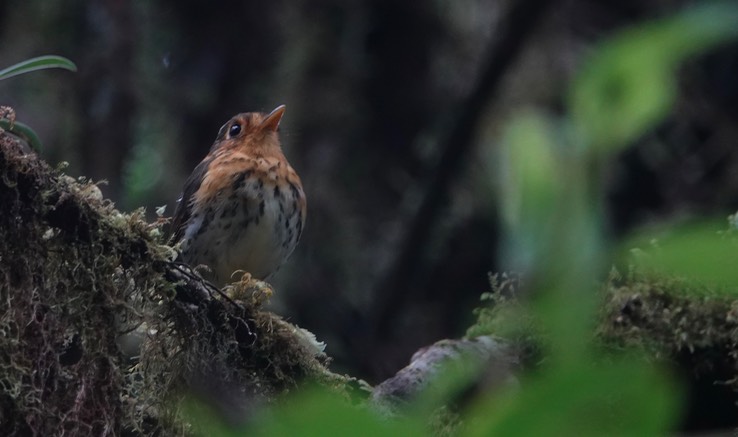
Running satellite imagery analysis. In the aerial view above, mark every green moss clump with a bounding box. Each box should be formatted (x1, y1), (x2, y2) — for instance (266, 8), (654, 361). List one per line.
(469, 267), (738, 387)
(599, 269), (738, 385)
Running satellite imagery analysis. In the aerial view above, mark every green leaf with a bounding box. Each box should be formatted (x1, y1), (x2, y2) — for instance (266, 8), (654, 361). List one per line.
(0, 119), (43, 152)
(498, 112), (570, 272)
(571, 3), (738, 152)
(181, 398), (242, 437)
(183, 388), (424, 436)
(464, 360), (680, 437)
(0, 55), (77, 81)
(496, 109), (605, 362)
(499, 112), (561, 230)
(250, 387), (424, 437)
(623, 220), (738, 290)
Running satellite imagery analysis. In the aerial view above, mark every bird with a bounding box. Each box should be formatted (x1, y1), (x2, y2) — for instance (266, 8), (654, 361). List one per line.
(169, 105), (306, 286)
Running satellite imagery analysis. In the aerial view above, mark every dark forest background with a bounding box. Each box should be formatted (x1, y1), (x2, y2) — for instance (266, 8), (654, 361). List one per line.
(1, 0), (738, 384)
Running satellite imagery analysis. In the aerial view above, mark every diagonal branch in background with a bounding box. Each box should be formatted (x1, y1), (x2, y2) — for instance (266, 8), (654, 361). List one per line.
(370, 0), (555, 339)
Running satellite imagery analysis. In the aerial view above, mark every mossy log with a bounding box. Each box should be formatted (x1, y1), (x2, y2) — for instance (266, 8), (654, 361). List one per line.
(0, 131), (348, 435)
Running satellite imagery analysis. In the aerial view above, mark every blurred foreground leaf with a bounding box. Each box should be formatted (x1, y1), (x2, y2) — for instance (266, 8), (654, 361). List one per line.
(465, 360), (680, 436)
(250, 388), (424, 437)
(499, 113), (561, 232)
(624, 221), (738, 290)
(571, 3), (738, 151)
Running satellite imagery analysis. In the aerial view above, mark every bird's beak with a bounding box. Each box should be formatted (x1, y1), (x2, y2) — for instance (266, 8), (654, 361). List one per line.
(261, 105), (286, 132)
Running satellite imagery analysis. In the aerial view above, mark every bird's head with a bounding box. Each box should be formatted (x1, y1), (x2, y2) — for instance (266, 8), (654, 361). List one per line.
(212, 105), (286, 153)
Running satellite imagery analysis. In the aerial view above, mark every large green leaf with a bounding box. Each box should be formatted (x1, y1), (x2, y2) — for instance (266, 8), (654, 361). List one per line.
(464, 360), (680, 437)
(499, 113), (561, 230)
(250, 388), (424, 437)
(185, 387), (424, 436)
(623, 220), (738, 290)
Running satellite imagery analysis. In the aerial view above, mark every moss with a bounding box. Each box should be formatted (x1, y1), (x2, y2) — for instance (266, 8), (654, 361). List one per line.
(598, 269), (738, 385)
(469, 267), (738, 392)
(466, 273), (540, 369)
(0, 131), (164, 435)
(0, 131), (350, 435)
(466, 272), (528, 339)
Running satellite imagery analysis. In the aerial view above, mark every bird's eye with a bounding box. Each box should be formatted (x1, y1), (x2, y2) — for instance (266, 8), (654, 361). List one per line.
(229, 123), (242, 137)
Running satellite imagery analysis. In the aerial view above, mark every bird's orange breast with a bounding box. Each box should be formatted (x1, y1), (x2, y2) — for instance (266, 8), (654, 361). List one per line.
(180, 148), (306, 283)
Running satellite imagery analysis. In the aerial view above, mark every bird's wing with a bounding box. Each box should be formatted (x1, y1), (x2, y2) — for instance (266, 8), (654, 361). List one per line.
(168, 157), (213, 244)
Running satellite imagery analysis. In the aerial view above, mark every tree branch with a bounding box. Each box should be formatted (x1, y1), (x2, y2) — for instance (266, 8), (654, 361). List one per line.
(371, 0), (556, 338)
